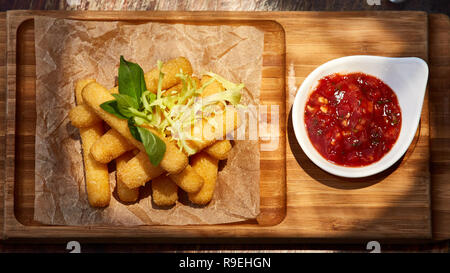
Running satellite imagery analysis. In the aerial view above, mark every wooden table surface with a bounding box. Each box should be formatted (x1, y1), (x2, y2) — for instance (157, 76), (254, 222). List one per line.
(0, 0), (449, 253)
(2, 0), (449, 16)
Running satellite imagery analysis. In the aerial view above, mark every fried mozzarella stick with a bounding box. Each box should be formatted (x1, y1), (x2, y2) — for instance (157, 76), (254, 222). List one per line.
(73, 79), (110, 207)
(117, 151), (164, 189)
(144, 57), (193, 93)
(69, 104), (102, 128)
(152, 175), (178, 206)
(204, 140), (232, 160)
(115, 151), (140, 202)
(75, 79), (96, 104)
(199, 76), (232, 160)
(81, 82), (188, 174)
(80, 126), (111, 207)
(69, 79), (97, 128)
(188, 152), (219, 205)
(187, 107), (241, 152)
(69, 86), (118, 128)
(90, 128), (134, 164)
(119, 150), (204, 193)
(169, 165), (204, 193)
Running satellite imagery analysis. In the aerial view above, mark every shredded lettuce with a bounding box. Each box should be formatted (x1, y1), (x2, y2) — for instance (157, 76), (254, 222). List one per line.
(131, 62), (244, 155)
(204, 72), (245, 94)
(202, 89), (242, 106)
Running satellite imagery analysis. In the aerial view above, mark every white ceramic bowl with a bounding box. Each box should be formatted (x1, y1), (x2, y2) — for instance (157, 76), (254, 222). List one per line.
(292, 55), (429, 178)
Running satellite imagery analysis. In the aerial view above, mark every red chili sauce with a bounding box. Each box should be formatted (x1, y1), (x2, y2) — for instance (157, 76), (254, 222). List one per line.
(304, 72), (402, 167)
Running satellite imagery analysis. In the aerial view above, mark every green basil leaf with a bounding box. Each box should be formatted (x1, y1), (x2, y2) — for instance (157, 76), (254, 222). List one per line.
(112, 93), (139, 118)
(128, 118), (141, 142)
(118, 56), (146, 104)
(100, 100), (128, 119)
(137, 127), (166, 166)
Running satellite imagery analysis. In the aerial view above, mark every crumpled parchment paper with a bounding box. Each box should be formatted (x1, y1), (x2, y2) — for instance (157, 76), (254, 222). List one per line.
(33, 16), (263, 225)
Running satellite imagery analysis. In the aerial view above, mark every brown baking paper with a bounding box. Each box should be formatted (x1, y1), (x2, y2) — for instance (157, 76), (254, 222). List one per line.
(33, 16), (263, 225)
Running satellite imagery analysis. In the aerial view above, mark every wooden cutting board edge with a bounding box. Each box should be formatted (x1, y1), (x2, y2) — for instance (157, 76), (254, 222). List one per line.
(0, 12), (5, 240)
(0, 10), (449, 241)
(429, 13), (450, 241)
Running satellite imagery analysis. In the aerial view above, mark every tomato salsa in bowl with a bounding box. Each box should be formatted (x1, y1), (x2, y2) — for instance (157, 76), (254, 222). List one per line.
(292, 56), (428, 178)
(304, 72), (402, 167)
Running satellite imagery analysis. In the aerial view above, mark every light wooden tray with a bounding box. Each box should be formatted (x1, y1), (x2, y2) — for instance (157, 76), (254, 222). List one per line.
(1, 10), (448, 241)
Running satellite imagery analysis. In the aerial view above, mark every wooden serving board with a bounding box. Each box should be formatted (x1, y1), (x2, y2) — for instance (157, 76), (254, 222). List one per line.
(5, 10), (287, 240)
(429, 14), (450, 241)
(0, 10), (446, 241)
(0, 13), (6, 240)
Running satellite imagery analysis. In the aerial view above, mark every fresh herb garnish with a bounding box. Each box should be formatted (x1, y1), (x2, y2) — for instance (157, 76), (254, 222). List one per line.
(137, 127), (166, 166)
(111, 93), (139, 118)
(100, 56), (166, 166)
(128, 118), (141, 142)
(118, 55), (146, 104)
(100, 100), (128, 119)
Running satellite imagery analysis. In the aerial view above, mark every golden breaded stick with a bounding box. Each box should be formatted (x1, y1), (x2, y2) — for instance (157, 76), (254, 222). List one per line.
(80, 125), (111, 207)
(204, 139), (232, 160)
(199, 76), (232, 160)
(119, 149), (204, 192)
(152, 175), (178, 206)
(158, 75), (204, 194)
(75, 78), (95, 104)
(188, 152), (218, 205)
(187, 107), (241, 152)
(69, 104), (102, 128)
(81, 82), (188, 174)
(144, 57), (193, 93)
(169, 165), (204, 193)
(91, 129), (134, 164)
(116, 152), (140, 202)
(69, 85), (118, 128)
(71, 79), (98, 128)
(74, 78), (110, 207)
(117, 151), (165, 189)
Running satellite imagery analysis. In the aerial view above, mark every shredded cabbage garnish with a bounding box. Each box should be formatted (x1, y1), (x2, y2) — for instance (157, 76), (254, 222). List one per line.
(129, 63), (244, 155)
